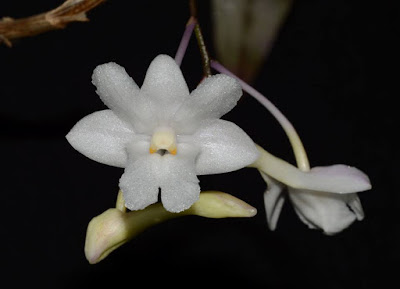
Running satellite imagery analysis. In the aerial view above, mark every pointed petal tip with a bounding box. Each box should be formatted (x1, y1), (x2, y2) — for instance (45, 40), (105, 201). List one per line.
(267, 222), (277, 231)
(85, 248), (103, 265)
(215, 192), (258, 218)
(261, 172), (286, 231)
(141, 54), (189, 120)
(342, 164), (372, 192)
(322, 164), (372, 193)
(65, 110), (132, 168)
(84, 208), (127, 264)
(296, 164), (373, 194)
(190, 191), (257, 218)
(146, 54), (179, 74)
(65, 130), (73, 144)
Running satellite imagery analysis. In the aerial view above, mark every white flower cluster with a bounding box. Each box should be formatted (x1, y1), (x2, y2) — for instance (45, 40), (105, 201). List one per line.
(67, 54), (371, 235)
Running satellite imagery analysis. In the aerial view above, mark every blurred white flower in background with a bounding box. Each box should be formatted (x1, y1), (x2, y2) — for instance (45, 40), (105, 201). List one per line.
(212, 0), (293, 82)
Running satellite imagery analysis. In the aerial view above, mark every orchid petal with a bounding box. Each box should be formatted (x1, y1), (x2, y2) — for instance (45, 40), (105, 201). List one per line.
(307, 165), (371, 193)
(66, 110), (135, 167)
(173, 74), (242, 133)
(92, 62), (138, 122)
(120, 142), (160, 211)
(92, 62), (154, 133)
(288, 188), (360, 235)
(160, 144), (200, 213)
(140, 55), (190, 123)
(252, 146), (371, 194)
(121, 142), (200, 213)
(161, 177), (200, 213)
(347, 194), (365, 221)
(259, 172), (286, 231)
(189, 119), (259, 175)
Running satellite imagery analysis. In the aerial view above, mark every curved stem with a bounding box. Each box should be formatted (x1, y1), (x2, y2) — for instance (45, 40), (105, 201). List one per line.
(211, 60), (310, 171)
(194, 23), (211, 77)
(188, 0), (211, 77)
(175, 17), (196, 66)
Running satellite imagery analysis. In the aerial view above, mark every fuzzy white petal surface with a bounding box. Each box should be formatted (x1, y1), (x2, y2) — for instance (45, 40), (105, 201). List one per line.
(288, 188), (360, 235)
(92, 63), (138, 121)
(120, 142), (160, 211)
(120, 142), (200, 212)
(304, 165), (371, 194)
(159, 144), (200, 213)
(92, 62), (154, 133)
(190, 119), (259, 175)
(140, 55), (190, 124)
(260, 172), (286, 231)
(161, 173), (200, 213)
(66, 110), (135, 168)
(255, 149), (371, 194)
(173, 74), (242, 133)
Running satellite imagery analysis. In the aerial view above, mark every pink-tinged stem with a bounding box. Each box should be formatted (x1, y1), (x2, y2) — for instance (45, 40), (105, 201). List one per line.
(175, 17), (196, 66)
(211, 60), (310, 171)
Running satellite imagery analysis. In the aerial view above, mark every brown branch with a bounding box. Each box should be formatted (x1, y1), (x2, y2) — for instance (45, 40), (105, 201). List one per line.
(189, 0), (198, 18)
(194, 24), (211, 77)
(0, 0), (105, 47)
(189, 0), (211, 78)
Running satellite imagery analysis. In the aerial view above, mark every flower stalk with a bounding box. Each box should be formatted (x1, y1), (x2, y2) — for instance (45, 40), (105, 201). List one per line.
(176, 13), (310, 172)
(175, 17), (196, 66)
(194, 23), (212, 77)
(187, 0), (212, 77)
(211, 60), (310, 172)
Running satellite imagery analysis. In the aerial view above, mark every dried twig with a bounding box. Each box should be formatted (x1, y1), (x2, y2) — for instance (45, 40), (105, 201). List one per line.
(0, 0), (105, 47)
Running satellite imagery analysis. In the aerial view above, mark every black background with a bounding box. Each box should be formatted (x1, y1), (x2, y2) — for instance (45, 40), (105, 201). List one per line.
(1, 1), (398, 288)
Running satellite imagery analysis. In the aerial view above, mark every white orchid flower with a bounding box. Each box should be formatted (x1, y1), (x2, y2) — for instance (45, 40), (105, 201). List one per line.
(253, 147), (371, 235)
(66, 54), (259, 213)
(211, 61), (372, 235)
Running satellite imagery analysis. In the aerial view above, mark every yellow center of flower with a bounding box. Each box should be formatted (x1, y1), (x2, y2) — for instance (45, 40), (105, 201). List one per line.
(149, 127), (177, 155)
